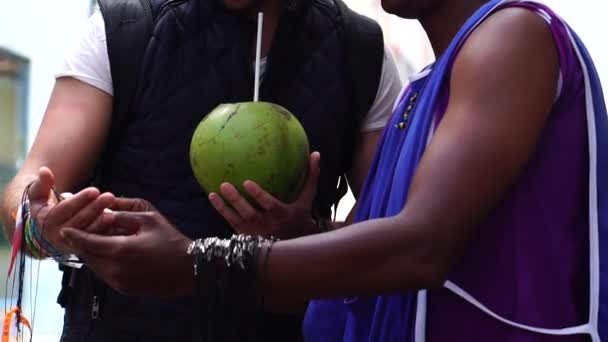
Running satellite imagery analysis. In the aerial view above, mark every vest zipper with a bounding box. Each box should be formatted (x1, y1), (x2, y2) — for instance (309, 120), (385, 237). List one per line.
(91, 295), (100, 320)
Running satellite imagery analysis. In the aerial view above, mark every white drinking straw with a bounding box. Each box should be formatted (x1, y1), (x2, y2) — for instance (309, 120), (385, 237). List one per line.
(254, 12), (264, 102)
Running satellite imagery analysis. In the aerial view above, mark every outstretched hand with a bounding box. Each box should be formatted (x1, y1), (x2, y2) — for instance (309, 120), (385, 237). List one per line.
(27, 167), (115, 253)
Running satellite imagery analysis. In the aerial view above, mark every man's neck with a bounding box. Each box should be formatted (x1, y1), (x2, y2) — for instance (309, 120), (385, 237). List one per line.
(419, 0), (487, 57)
(248, 0), (282, 57)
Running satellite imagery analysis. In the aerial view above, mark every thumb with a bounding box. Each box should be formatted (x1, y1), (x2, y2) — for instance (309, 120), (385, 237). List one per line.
(299, 152), (321, 204)
(28, 167), (54, 202)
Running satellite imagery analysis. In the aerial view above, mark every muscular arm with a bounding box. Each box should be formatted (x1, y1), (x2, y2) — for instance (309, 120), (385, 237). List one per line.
(261, 9), (559, 309)
(0, 77), (112, 240)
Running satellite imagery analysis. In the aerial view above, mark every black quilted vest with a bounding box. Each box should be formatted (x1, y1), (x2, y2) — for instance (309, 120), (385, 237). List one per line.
(98, 0), (358, 239)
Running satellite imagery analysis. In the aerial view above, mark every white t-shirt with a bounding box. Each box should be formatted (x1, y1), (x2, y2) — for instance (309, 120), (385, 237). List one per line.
(56, 11), (402, 132)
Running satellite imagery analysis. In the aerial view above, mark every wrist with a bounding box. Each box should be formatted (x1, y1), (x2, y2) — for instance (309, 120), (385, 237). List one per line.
(21, 184), (70, 260)
(276, 218), (317, 239)
(42, 225), (71, 254)
(187, 235), (276, 303)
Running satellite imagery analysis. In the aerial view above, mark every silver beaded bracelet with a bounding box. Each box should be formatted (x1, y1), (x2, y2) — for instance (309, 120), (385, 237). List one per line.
(187, 234), (277, 269)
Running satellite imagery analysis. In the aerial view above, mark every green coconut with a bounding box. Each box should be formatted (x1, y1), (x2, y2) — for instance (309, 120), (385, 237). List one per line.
(190, 102), (310, 203)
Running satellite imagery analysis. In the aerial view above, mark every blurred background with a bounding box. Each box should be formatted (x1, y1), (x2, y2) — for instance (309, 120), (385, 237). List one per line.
(0, 0), (605, 340)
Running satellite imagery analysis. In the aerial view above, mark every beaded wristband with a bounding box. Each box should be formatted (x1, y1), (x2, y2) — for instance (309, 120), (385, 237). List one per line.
(18, 183), (67, 260)
(30, 217), (63, 258)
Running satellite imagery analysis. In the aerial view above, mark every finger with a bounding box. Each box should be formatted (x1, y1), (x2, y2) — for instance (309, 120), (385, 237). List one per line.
(84, 210), (139, 236)
(61, 227), (128, 257)
(219, 183), (260, 222)
(109, 197), (154, 212)
(45, 188), (100, 225)
(299, 152), (321, 203)
(105, 225), (139, 236)
(243, 181), (287, 215)
(208, 193), (245, 229)
(82, 209), (116, 234)
(110, 211), (151, 231)
(28, 167), (54, 202)
(67, 192), (115, 229)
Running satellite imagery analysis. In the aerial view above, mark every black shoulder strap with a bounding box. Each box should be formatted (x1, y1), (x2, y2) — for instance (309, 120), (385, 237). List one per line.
(96, 0), (154, 171)
(335, 0), (384, 123)
(332, 0), (385, 217)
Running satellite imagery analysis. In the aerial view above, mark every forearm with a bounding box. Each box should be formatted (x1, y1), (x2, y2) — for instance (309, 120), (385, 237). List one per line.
(0, 173), (37, 240)
(258, 214), (444, 312)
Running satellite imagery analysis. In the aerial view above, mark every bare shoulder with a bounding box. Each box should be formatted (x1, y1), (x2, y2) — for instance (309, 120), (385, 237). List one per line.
(448, 6), (559, 123)
(455, 6), (557, 78)
(477, 6), (554, 40)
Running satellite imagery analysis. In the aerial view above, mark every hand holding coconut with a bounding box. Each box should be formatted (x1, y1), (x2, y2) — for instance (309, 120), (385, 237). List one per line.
(208, 152), (321, 239)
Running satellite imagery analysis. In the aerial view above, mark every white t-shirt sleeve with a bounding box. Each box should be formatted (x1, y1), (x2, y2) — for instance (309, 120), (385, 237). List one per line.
(55, 10), (113, 96)
(361, 45), (403, 132)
